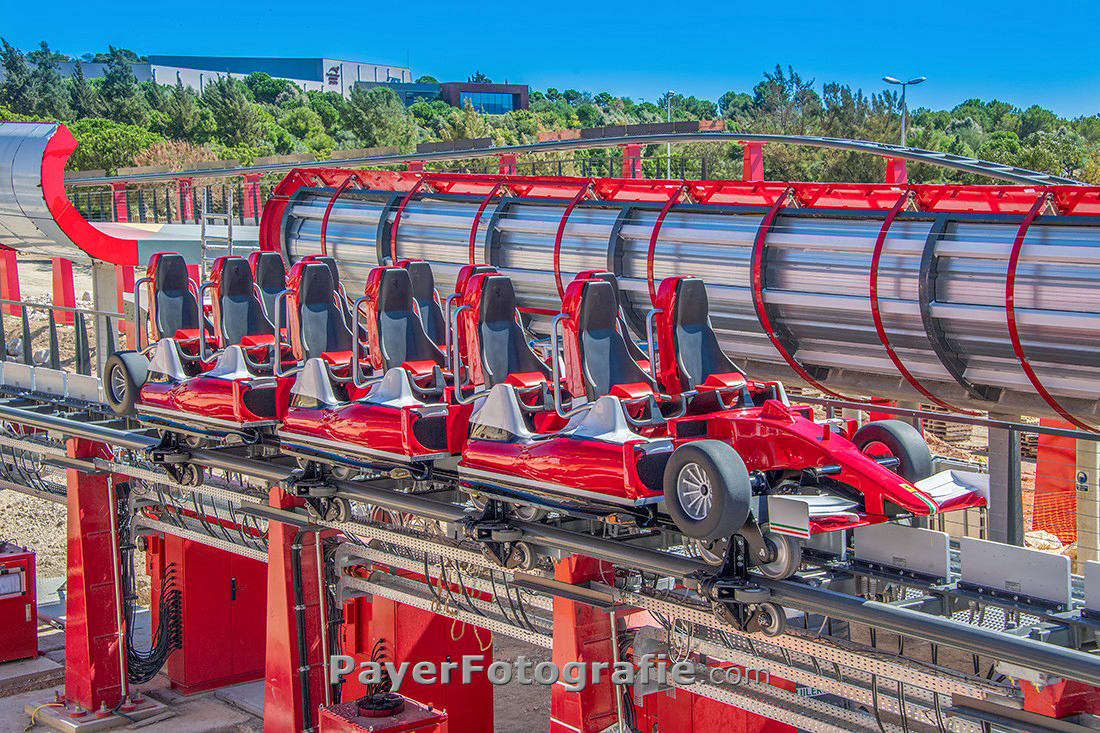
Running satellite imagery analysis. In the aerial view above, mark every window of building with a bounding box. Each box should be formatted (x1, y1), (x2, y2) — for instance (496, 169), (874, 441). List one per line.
(459, 91), (515, 115)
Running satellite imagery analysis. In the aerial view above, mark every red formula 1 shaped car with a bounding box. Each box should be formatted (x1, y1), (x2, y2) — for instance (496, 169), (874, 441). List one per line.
(456, 270), (987, 578)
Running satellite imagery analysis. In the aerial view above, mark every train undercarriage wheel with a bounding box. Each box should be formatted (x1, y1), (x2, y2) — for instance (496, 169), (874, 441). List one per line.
(852, 419), (933, 483)
(753, 601), (786, 637)
(755, 531), (803, 580)
(693, 537), (729, 567)
(664, 440), (751, 541)
(103, 351), (148, 416)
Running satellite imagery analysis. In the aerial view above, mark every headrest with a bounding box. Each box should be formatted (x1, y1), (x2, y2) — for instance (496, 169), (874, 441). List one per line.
(298, 263), (333, 306)
(456, 264), (497, 297)
(675, 277), (710, 325)
(305, 255), (342, 293)
(574, 270), (623, 309)
(152, 253), (189, 293)
(377, 267), (415, 313)
(403, 260), (436, 300)
(216, 257), (254, 299)
(576, 280), (619, 333)
(250, 252), (286, 288)
(480, 275), (518, 324)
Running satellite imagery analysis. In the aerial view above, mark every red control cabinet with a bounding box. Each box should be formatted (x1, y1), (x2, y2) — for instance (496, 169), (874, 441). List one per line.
(0, 543), (37, 663)
(147, 535), (266, 693)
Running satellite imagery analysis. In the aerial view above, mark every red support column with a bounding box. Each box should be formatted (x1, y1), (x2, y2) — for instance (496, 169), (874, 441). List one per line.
(885, 157), (908, 184)
(551, 556), (618, 733)
(0, 249), (20, 317)
(497, 153), (517, 175)
(743, 142), (765, 182)
(176, 178), (195, 223)
(242, 173), (262, 222)
(110, 182), (129, 223)
(116, 265), (135, 349)
(263, 487), (327, 733)
(52, 257), (76, 326)
(407, 161), (425, 172)
(64, 439), (125, 715)
(620, 144), (643, 179)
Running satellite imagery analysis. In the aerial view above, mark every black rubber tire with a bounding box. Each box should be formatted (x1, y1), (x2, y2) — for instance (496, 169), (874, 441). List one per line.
(852, 419), (933, 483)
(103, 351), (148, 416)
(663, 440), (752, 541)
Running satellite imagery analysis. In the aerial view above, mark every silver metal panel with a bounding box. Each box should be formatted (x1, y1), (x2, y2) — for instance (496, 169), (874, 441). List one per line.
(2, 363), (33, 391)
(282, 188), (1100, 415)
(854, 523), (951, 580)
(1085, 561), (1100, 613)
(33, 368), (66, 398)
(65, 373), (102, 404)
(960, 536), (1071, 606)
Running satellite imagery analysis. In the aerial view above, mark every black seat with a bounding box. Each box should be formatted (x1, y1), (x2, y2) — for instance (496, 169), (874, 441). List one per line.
(297, 263), (354, 361)
(309, 255), (354, 325)
(217, 258), (274, 346)
(405, 260), (447, 346)
(251, 252), (287, 324)
(375, 268), (446, 371)
(585, 271), (647, 362)
(478, 276), (550, 387)
(576, 280), (655, 400)
(672, 278), (742, 390)
(151, 253), (207, 341)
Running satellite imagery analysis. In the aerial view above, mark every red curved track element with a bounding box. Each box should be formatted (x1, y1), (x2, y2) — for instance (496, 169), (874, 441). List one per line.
(646, 185), (689, 305)
(1006, 193), (1098, 432)
(553, 185), (594, 300)
(38, 125), (139, 265)
(869, 191), (979, 415)
(469, 182), (506, 264)
(390, 177), (428, 263)
(751, 189), (869, 402)
(319, 173), (359, 257)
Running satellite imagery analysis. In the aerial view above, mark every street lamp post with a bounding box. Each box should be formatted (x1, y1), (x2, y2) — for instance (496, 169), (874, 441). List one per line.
(666, 90), (674, 178)
(882, 76), (926, 146)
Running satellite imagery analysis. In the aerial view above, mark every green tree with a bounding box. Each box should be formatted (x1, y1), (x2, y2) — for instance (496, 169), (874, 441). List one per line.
(0, 39), (36, 115)
(243, 72), (297, 104)
(68, 61), (102, 118)
(201, 76), (267, 147)
(415, 75), (439, 84)
(467, 71), (492, 84)
(66, 117), (162, 173)
(163, 80), (212, 141)
(342, 86), (416, 150)
(100, 45), (148, 125)
(28, 41), (70, 119)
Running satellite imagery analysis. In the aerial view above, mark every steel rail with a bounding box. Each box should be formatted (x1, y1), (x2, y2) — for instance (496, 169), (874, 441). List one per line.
(1, 403), (1098, 687)
(62, 133), (1085, 187)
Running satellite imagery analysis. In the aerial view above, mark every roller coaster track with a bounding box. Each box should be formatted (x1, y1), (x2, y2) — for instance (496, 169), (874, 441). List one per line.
(63, 132), (1083, 187)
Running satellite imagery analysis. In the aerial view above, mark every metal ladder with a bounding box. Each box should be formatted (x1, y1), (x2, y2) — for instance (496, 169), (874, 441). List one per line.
(199, 188), (234, 280)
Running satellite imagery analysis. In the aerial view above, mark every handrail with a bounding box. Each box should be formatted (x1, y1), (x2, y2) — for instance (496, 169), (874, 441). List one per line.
(867, 191), (976, 415)
(646, 185), (688, 305)
(552, 185), (593, 300)
(62, 132), (1086, 187)
(550, 314), (589, 419)
(1005, 193), (1097, 432)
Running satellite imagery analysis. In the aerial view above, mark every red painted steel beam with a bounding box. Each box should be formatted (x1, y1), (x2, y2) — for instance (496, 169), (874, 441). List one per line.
(751, 189), (870, 402)
(743, 142), (765, 182)
(550, 556), (618, 733)
(390, 178), (429, 263)
(0, 250), (20, 317)
(263, 487), (327, 733)
(646, 184), (690, 304)
(468, 182), (506, 264)
(554, 185), (595, 299)
(176, 178), (195, 223)
(110, 183), (129, 223)
(51, 257), (75, 326)
(1006, 193), (1098, 432)
(868, 192), (976, 414)
(64, 438), (125, 714)
(320, 173), (360, 257)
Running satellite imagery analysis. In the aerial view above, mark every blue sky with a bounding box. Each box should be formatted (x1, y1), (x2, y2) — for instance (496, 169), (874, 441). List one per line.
(4, 0), (1099, 117)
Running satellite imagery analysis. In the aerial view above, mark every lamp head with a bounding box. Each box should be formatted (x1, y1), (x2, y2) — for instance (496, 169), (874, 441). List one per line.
(907, 76), (927, 85)
(882, 76), (902, 85)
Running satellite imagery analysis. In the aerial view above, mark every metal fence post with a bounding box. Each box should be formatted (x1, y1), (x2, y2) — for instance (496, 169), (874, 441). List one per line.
(1077, 438), (1099, 563)
(988, 417), (1024, 545)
